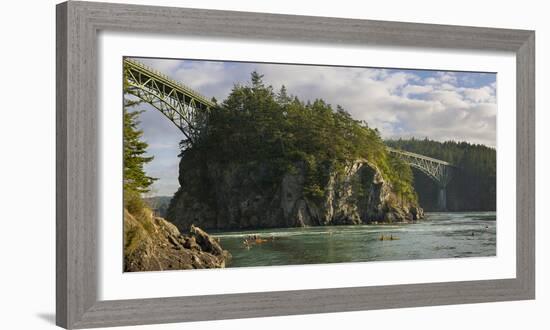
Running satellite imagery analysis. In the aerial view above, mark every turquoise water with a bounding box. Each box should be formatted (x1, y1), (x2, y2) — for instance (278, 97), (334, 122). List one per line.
(213, 212), (496, 268)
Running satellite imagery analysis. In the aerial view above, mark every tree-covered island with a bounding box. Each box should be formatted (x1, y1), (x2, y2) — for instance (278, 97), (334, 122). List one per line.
(167, 72), (423, 230)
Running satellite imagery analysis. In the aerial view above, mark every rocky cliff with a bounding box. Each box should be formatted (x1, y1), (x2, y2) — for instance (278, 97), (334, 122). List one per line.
(167, 157), (423, 231)
(124, 208), (231, 272)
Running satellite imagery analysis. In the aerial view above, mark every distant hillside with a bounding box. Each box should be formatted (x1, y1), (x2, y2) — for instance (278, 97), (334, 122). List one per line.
(144, 196), (172, 217)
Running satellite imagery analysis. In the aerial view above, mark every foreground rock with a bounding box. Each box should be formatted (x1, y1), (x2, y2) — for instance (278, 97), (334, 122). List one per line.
(124, 208), (231, 272)
(167, 158), (423, 231)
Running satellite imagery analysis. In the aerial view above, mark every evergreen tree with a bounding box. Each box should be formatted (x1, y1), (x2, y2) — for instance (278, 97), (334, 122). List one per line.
(276, 85), (291, 105)
(123, 106), (156, 194)
(250, 70), (265, 89)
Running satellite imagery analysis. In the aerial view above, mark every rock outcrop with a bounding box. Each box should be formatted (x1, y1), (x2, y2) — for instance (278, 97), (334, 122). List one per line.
(124, 208), (231, 272)
(167, 157), (423, 231)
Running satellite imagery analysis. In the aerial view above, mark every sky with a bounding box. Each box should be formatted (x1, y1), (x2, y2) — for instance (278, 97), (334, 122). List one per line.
(127, 57), (497, 197)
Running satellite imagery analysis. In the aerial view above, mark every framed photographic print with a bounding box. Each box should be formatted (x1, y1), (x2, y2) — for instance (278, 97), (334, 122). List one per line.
(56, 1), (535, 328)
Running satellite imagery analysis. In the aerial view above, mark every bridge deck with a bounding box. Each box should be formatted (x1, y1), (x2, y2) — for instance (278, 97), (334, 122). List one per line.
(386, 147), (455, 167)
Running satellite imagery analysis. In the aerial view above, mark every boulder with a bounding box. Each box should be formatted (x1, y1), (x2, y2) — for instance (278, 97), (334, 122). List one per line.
(189, 225), (224, 256)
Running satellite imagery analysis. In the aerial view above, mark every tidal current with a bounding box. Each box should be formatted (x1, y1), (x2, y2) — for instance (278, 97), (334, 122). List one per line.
(213, 212), (496, 268)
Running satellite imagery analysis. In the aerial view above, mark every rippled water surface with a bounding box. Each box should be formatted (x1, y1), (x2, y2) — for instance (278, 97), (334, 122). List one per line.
(213, 212), (496, 268)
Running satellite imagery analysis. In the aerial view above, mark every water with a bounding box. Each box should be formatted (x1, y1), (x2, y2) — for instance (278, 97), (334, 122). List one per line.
(213, 212), (496, 268)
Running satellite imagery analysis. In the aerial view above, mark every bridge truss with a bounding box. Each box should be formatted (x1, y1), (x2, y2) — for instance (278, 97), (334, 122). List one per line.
(123, 58), (215, 144)
(387, 147), (458, 210)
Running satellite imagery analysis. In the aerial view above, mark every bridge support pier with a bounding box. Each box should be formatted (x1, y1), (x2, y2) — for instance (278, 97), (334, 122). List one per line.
(437, 186), (447, 211)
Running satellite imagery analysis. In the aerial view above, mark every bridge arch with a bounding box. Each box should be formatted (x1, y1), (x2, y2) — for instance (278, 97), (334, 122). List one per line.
(123, 58), (215, 145)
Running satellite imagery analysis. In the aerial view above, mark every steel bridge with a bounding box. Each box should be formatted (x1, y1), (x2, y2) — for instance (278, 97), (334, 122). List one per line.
(123, 59), (457, 210)
(387, 147), (457, 210)
(124, 58), (215, 144)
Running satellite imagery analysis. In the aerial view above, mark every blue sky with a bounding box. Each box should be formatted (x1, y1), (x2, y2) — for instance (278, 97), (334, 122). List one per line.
(127, 57), (497, 196)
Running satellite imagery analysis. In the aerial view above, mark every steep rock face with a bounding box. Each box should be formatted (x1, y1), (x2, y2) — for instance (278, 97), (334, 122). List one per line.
(167, 159), (423, 231)
(124, 209), (231, 272)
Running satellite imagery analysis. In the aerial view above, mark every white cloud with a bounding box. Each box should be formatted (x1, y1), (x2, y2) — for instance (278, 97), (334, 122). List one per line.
(138, 58), (181, 74)
(439, 83), (456, 91)
(436, 71), (458, 84)
(461, 86), (495, 103)
(424, 77), (439, 85)
(402, 85), (433, 97)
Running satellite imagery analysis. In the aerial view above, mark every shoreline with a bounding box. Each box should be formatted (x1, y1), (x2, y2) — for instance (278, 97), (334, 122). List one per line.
(207, 211), (497, 236)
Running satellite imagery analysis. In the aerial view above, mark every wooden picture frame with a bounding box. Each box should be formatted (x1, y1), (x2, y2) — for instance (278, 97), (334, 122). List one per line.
(56, 1), (535, 328)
